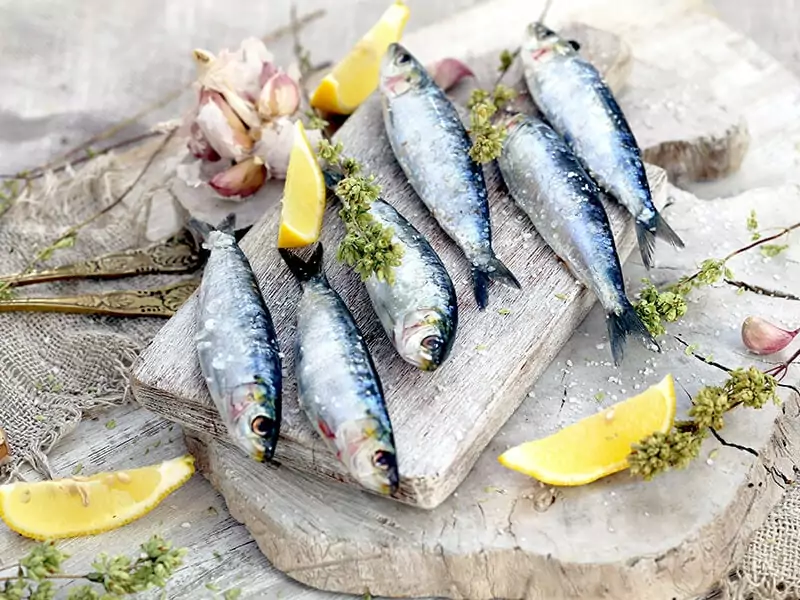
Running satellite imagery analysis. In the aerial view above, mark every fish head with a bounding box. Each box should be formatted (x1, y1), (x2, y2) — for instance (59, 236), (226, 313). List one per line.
(396, 309), (455, 371)
(380, 43), (428, 98)
(523, 22), (579, 64)
(229, 381), (280, 462)
(335, 417), (399, 495)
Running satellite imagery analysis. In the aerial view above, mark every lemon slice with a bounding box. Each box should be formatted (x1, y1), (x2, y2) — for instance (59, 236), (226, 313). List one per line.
(499, 375), (676, 486)
(310, 1), (410, 114)
(277, 120), (327, 248)
(0, 455), (195, 540)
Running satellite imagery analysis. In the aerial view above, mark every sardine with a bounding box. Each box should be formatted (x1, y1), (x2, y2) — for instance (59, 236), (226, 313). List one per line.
(324, 170), (458, 371)
(496, 114), (656, 364)
(192, 214), (282, 461)
(521, 22), (684, 269)
(379, 42), (520, 310)
(280, 244), (399, 495)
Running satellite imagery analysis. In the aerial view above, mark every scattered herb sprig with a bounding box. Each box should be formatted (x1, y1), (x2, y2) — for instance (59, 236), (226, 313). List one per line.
(634, 217), (799, 338)
(628, 366), (779, 480)
(316, 140), (404, 283)
(467, 50), (519, 163)
(0, 535), (185, 599)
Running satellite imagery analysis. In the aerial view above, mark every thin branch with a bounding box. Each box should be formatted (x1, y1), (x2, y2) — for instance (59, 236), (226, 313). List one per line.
(725, 278), (800, 301)
(0, 8), (327, 182)
(672, 335), (732, 375)
(678, 222), (800, 288)
(708, 426), (759, 456)
(0, 573), (87, 582)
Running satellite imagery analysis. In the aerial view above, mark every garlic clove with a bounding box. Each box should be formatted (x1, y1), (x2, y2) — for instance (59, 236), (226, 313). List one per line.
(195, 89), (253, 162)
(427, 58), (475, 91)
(741, 315), (799, 355)
(187, 122), (221, 161)
(209, 157), (267, 198)
(258, 71), (301, 120)
(259, 62), (279, 88)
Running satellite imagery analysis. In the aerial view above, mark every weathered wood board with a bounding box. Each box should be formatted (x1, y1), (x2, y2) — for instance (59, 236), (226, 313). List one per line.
(131, 23), (747, 510)
(186, 179), (800, 600)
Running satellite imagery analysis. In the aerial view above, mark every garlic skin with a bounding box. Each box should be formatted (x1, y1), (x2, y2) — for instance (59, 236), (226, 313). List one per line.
(427, 57), (475, 91)
(209, 156), (267, 198)
(741, 316), (799, 355)
(257, 71), (301, 120)
(195, 89), (253, 162)
(187, 122), (221, 161)
(253, 118), (323, 179)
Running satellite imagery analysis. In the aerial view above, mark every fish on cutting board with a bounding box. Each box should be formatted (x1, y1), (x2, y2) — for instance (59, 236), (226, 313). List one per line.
(191, 214), (282, 462)
(379, 42), (520, 310)
(280, 244), (399, 495)
(496, 113), (657, 365)
(521, 22), (684, 269)
(324, 169), (458, 371)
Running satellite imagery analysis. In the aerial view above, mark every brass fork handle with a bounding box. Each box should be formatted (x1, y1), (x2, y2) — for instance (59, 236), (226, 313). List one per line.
(0, 229), (203, 288)
(0, 278), (200, 318)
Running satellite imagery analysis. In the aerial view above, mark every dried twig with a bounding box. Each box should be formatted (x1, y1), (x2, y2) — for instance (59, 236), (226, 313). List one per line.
(724, 278), (800, 301)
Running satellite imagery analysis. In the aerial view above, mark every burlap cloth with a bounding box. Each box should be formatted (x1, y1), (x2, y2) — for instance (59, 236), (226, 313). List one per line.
(0, 142), (798, 600)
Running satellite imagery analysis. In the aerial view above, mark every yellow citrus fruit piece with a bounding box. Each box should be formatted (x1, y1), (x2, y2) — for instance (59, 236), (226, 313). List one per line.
(310, 1), (411, 114)
(277, 120), (327, 248)
(499, 374), (676, 486)
(0, 455), (195, 540)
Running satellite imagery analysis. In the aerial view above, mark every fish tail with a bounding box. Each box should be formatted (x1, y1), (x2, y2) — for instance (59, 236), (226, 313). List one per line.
(635, 220), (656, 270)
(187, 212), (237, 242)
(279, 244), (325, 284)
(653, 210), (684, 249)
(635, 211), (684, 269)
(322, 168), (345, 191)
(471, 256), (521, 311)
(606, 300), (659, 366)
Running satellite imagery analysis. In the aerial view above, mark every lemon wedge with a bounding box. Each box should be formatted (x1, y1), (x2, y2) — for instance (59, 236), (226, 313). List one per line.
(499, 374), (676, 486)
(310, 1), (411, 114)
(277, 120), (327, 248)
(0, 455), (195, 540)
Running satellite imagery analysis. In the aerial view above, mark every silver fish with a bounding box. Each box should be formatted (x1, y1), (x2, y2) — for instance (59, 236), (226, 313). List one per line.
(497, 114), (656, 364)
(379, 42), (520, 310)
(367, 199), (458, 370)
(192, 214), (282, 461)
(280, 245), (399, 495)
(521, 22), (684, 269)
(324, 169), (458, 371)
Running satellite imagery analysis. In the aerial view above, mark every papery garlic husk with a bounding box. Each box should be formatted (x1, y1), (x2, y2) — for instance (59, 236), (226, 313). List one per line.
(427, 57), (475, 91)
(258, 71), (301, 120)
(195, 89), (253, 162)
(194, 37), (273, 129)
(209, 157), (268, 198)
(741, 315), (799, 355)
(187, 121), (221, 161)
(253, 118), (324, 180)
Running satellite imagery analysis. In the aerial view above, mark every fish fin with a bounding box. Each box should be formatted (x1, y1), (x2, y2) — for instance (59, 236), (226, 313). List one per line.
(186, 212), (237, 242)
(279, 244), (325, 284)
(635, 220), (656, 270)
(606, 301), (659, 366)
(653, 211), (685, 249)
(471, 256), (521, 310)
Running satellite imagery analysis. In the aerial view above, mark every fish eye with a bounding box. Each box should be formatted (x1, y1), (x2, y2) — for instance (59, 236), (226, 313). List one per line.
(372, 450), (394, 470)
(395, 53), (411, 66)
(421, 335), (443, 352)
(250, 415), (273, 437)
(568, 40), (581, 51)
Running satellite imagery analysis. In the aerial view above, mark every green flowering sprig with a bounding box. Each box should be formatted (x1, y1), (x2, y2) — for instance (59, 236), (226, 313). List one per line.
(316, 140), (404, 283)
(634, 217), (800, 338)
(0, 536), (186, 600)
(629, 367), (780, 480)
